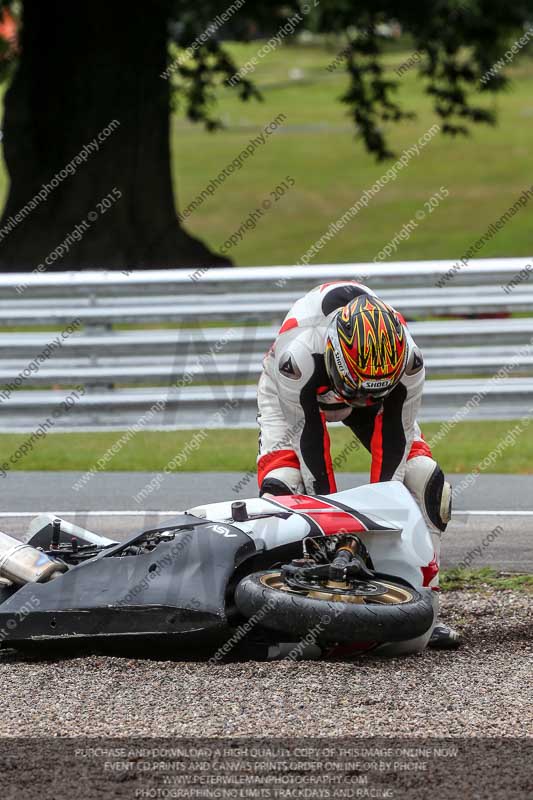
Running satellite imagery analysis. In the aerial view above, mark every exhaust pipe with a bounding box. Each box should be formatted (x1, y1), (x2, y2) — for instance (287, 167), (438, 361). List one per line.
(0, 531), (68, 586)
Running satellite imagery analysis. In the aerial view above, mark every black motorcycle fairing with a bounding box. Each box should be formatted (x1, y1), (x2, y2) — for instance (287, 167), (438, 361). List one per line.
(0, 520), (257, 645)
(0, 582), (13, 605)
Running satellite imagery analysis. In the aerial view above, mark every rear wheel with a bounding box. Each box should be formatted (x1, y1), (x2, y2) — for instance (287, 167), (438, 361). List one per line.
(235, 570), (435, 644)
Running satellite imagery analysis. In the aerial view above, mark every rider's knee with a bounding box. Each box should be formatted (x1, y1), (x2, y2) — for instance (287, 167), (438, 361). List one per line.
(259, 467), (304, 497)
(404, 456), (452, 532)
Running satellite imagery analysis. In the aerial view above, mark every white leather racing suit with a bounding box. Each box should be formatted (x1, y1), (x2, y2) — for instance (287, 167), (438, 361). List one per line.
(257, 280), (434, 499)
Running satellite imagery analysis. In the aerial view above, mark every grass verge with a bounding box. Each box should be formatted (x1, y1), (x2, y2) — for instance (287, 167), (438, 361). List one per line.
(4, 43), (532, 264)
(0, 419), (532, 474)
(441, 567), (533, 592)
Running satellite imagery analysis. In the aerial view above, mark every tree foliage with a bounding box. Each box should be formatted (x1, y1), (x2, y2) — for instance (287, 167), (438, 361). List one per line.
(0, 0), (532, 160)
(0, 0), (531, 271)
(165, 0), (533, 159)
(0, 1), (531, 160)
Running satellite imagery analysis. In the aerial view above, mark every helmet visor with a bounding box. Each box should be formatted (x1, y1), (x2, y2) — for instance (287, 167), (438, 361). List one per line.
(337, 384), (392, 406)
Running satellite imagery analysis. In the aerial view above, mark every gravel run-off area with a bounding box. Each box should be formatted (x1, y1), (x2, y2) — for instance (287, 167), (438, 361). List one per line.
(0, 589), (531, 738)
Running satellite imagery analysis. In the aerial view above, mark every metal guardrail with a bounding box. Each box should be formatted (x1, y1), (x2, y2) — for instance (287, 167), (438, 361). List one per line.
(0, 258), (532, 430)
(2, 318), (533, 357)
(1, 286), (533, 325)
(1, 346), (533, 385)
(0, 258), (529, 295)
(3, 379), (533, 430)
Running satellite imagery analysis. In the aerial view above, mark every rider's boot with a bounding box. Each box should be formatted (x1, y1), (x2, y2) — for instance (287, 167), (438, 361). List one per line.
(259, 466), (304, 496)
(428, 623), (462, 649)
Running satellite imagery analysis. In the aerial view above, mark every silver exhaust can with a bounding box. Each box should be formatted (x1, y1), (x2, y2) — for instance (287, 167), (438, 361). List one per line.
(0, 531), (68, 585)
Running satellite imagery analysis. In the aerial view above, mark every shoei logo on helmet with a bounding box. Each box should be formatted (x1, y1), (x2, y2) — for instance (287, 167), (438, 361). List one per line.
(327, 325), (350, 379)
(333, 348), (345, 375)
(361, 379), (391, 391)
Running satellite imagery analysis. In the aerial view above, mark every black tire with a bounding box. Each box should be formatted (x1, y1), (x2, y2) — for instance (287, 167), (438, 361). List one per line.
(235, 570), (435, 644)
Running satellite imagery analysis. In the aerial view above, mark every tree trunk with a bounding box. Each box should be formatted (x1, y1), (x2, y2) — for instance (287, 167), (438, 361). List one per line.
(0, 0), (230, 271)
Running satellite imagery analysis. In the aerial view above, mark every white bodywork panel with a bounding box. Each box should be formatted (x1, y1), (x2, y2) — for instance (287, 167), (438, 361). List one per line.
(188, 481), (439, 654)
(188, 480), (437, 590)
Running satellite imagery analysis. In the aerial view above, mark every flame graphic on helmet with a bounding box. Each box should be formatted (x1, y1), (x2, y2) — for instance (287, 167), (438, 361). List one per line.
(335, 296), (406, 387)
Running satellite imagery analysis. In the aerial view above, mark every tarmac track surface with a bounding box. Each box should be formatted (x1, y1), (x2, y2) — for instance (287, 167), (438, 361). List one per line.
(1, 472), (532, 570)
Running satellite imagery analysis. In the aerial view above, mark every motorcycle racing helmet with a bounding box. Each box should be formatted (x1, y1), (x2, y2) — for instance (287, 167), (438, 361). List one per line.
(324, 294), (407, 406)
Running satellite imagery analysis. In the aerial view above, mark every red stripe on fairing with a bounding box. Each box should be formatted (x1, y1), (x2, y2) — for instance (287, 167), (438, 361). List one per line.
(421, 553), (439, 588)
(278, 317), (298, 334)
(408, 437), (433, 460)
(257, 449), (300, 486)
(370, 412), (384, 483)
(309, 511), (366, 535)
(272, 495), (366, 535)
(272, 495), (338, 511)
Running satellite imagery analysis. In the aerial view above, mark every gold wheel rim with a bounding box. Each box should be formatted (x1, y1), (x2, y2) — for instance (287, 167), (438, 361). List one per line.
(259, 571), (414, 605)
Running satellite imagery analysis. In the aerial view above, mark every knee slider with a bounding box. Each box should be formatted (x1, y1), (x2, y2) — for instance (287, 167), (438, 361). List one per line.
(259, 467), (304, 497)
(404, 456), (452, 532)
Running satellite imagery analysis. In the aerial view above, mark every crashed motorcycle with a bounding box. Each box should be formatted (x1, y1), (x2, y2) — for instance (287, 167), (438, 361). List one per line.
(0, 480), (440, 657)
